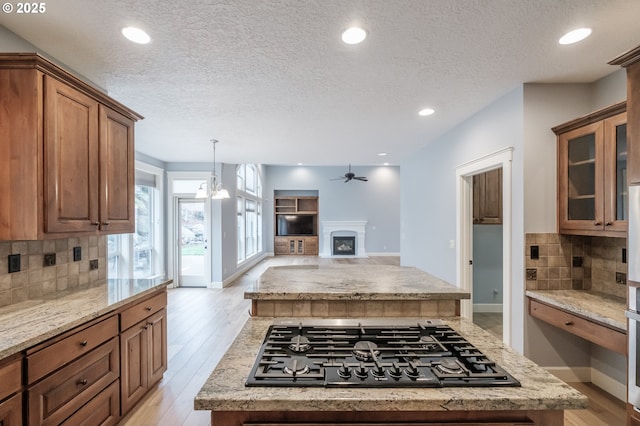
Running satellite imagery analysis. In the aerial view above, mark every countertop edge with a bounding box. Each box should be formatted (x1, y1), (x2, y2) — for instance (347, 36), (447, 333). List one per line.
(244, 292), (471, 300)
(0, 279), (172, 361)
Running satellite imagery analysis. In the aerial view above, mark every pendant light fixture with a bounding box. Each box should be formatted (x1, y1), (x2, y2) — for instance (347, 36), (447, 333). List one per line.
(195, 139), (230, 199)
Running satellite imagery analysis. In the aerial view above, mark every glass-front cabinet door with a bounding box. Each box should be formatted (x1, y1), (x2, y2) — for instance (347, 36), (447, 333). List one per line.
(604, 112), (628, 231)
(556, 107), (627, 236)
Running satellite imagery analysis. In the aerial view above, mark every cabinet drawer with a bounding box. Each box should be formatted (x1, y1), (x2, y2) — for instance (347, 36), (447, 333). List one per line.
(28, 337), (119, 426)
(120, 290), (167, 331)
(529, 299), (626, 355)
(0, 357), (21, 401)
(27, 315), (118, 384)
(0, 392), (22, 426)
(59, 379), (119, 426)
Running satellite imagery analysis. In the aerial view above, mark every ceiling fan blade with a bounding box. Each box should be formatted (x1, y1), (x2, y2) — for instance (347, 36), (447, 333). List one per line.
(344, 178), (351, 183)
(354, 177), (368, 181)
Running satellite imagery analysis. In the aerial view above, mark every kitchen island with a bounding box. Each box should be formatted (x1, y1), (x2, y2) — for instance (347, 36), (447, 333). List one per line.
(195, 317), (587, 425)
(246, 264), (470, 317)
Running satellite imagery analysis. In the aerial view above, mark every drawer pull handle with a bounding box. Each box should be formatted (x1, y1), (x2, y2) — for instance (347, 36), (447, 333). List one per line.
(80, 340), (88, 347)
(78, 379), (88, 386)
(143, 325), (149, 330)
(147, 321), (154, 326)
(145, 306), (152, 311)
(564, 321), (573, 326)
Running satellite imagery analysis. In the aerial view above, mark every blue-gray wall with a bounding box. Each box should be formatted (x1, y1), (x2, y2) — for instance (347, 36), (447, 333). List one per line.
(264, 165), (401, 254)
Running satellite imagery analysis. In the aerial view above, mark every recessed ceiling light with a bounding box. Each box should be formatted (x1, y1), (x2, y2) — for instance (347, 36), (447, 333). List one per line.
(297, 163), (303, 166)
(383, 162), (390, 166)
(418, 108), (435, 116)
(342, 27), (367, 45)
(559, 28), (591, 45)
(122, 27), (151, 44)
(377, 152), (387, 157)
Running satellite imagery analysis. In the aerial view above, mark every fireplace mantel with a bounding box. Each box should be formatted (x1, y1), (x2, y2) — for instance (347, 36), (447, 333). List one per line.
(320, 220), (367, 257)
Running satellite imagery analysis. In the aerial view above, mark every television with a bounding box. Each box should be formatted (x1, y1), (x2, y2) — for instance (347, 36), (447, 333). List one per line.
(277, 215), (315, 236)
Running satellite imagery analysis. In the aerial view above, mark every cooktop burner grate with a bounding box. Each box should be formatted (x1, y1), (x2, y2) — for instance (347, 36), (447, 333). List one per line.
(246, 319), (521, 388)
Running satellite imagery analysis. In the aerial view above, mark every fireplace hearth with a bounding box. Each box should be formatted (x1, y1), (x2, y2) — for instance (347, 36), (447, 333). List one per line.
(333, 236), (356, 256)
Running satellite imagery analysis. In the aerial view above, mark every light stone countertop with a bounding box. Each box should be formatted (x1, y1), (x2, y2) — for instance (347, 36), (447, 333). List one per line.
(194, 317), (587, 413)
(526, 290), (626, 332)
(245, 264), (471, 300)
(0, 277), (171, 360)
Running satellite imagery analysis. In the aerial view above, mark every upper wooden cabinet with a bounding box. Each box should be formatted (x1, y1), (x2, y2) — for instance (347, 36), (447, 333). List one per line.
(473, 168), (502, 225)
(553, 102), (627, 237)
(0, 53), (142, 240)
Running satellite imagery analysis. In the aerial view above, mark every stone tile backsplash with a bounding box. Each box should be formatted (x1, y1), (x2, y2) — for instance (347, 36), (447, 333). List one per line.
(525, 233), (626, 299)
(0, 236), (107, 308)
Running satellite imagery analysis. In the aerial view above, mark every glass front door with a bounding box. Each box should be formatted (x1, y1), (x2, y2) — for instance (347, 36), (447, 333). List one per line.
(178, 198), (208, 287)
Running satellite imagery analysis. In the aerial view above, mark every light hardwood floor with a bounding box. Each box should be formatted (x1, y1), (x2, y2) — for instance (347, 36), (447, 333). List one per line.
(119, 256), (625, 425)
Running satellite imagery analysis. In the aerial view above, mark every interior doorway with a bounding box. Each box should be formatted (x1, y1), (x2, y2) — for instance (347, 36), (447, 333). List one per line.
(176, 198), (209, 287)
(456, 147), (513, 345)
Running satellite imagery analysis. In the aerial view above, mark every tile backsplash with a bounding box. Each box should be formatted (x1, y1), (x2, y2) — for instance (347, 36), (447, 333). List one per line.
(0, 236), (107, 308)
(525, 233), (626, 299)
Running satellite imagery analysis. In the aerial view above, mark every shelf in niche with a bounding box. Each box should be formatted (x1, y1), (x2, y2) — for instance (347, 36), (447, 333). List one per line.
(568, 159), (596, 167)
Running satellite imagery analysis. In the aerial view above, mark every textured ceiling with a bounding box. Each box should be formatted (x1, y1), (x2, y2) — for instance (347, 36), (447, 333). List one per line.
(2, 1), (640, 165)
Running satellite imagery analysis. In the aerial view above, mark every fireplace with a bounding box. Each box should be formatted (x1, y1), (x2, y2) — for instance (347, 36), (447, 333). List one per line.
(320, 221), (367, 257)
(332, 236), (356, 256)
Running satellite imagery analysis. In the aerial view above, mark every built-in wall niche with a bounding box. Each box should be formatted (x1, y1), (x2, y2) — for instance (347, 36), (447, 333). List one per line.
(273, 190), (319, 256)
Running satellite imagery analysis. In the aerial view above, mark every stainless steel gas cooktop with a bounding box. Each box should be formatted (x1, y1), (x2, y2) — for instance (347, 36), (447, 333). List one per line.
(245, 319), (521, 388)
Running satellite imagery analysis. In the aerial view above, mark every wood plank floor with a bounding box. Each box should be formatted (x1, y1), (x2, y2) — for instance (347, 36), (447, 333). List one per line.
(119, 255), (625, 425)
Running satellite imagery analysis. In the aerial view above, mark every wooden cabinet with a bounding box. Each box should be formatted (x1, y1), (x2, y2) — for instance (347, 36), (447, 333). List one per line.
(120, 293), (168, 415)
(26, 315), (120, 425)
(528, 298), (626, 355)
(553, 103), (627, 237)
(274, 196), (319, 255)
(0, 53), (142, 240)
(473, 168), (502, 224)
(0, 356), (22, 426)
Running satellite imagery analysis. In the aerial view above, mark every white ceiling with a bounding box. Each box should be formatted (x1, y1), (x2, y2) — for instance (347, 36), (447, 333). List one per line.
(2, 1), (640, 166)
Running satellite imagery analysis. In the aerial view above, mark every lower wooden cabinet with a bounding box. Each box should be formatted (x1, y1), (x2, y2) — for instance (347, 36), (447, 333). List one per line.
(120, 307), (167, 415)
(59, 380), (119, 426)
(629, 403), (640, 425)
(0, 392), (22, 426)
(274, 236), (319, 255)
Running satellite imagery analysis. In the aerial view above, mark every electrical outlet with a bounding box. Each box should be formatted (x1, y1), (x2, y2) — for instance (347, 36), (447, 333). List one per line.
(526, 268), (537, 280)
(44, 253), (56, 267)
(572, 256), (583, 267)
(89, 259), (99, 270)
(616, 272), (627, 285)
(623, 248), (627, 264)
(8, 254), (20, 273)
(530, 245), (539, 260)
(73, 246), (82, 262)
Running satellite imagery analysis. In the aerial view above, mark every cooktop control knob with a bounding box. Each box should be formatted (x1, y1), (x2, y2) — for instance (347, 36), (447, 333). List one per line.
(372, 365), (386, 378)
(406, 361), (420, 379)
(337, 362), (351, 378)
(354, 362), (368, 379)
(389, 362), (403, 379)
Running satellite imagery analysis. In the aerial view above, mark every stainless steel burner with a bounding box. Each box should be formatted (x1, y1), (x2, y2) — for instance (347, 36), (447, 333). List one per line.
(419, 335), (439, 351)
(283, 357), (310, 376)
(434, 359), (463, 374)
(288, 335), (311, 352)
(353, 341), (379, 361)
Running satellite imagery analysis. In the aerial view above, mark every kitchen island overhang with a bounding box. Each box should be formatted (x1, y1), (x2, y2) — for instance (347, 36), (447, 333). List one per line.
(245, 264), (471, 318)
(195, 317), (587, 426)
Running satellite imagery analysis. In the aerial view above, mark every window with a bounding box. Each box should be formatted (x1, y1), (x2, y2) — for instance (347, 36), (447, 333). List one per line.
(237, 164), (262, 263)
(108, 163), (164, 279)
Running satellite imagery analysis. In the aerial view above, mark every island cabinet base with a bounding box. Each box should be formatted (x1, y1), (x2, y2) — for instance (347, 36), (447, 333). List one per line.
(211, 409), (564, 425)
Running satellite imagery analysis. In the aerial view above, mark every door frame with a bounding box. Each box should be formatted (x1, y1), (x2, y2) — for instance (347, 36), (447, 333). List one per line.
(174, 197), (211, 287)
(456, 147), (513, 345)
(166, 172), (212, 288)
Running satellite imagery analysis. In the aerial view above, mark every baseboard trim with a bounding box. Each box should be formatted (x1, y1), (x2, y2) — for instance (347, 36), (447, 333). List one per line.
(473, 303), (503, 313)
(208, 253), (269, 289)
(544, 366), (626, 402)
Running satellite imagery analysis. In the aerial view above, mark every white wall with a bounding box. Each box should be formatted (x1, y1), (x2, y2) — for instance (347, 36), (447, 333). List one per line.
(401, 86), (526, 350)
(264, 165), (401, 254)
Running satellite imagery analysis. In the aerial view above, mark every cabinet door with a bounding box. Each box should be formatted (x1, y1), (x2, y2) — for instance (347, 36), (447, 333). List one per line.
(473, 169), (502, 224)
(0, 392), (22, 426)
(147, 309), (168, 387)
(603, 112), (628, 232)
(120, 322), (148, 415)
(558, 121), (605, 233)
(99, 105), (135, 233)
(44, 76), (100, 233)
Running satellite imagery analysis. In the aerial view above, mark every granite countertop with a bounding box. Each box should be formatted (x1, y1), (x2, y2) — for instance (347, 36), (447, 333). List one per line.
(526, 290), (626, 332)
(245, 265), (471, 301)
(195, 317), (587, 413)
(0, 277), (172, 360)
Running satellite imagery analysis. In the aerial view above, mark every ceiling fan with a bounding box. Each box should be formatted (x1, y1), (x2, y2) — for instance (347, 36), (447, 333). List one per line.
(331, 164), (368, 183)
